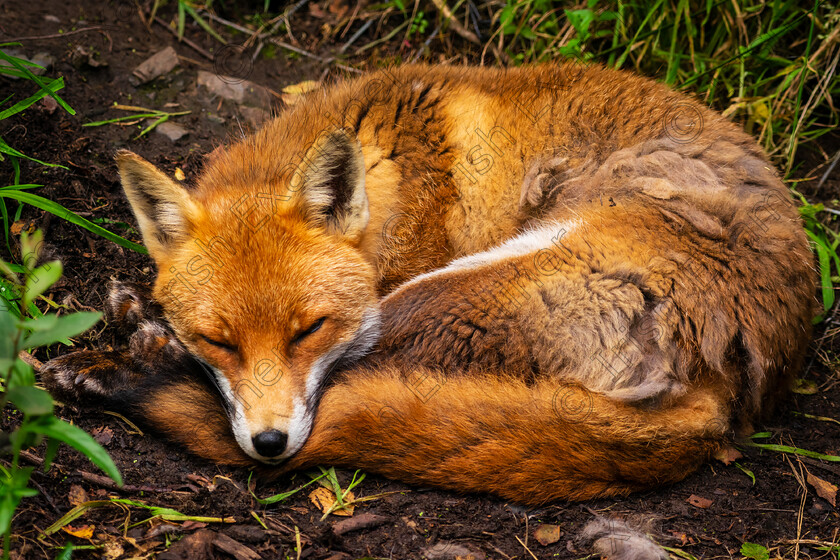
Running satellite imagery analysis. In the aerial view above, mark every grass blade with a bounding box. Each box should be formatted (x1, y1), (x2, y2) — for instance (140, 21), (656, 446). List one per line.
(0, 190), (147, 254)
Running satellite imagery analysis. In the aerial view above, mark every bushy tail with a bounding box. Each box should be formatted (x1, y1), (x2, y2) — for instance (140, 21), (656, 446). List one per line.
(288, 367), (728, 505)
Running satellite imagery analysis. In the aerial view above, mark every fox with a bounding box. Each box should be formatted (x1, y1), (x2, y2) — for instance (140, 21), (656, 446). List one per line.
(42, 63), (815, 505)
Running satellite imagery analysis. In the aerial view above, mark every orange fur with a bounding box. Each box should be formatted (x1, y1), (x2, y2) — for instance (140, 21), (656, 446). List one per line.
(43, 63), (815, 503)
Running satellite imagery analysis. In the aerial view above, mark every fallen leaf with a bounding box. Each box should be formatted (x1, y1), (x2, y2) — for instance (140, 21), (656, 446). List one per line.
(807, 472), (838, 506)
(281, 93), (302, 105)
(101, 541), (124, 560)
(62, 524), (94, 539)
(687, 494), (713, 509)
(92, 426), (113, 445)
(308, 3), (327, 17)
(714, 445), (743, 465)
(10, 221), (27, 235)
(68, 484), (88, 507)
(309, 486), (355, 517)
(423, 542), (485, 560)
(669, 531), (689, 546)
(792, 378), (818, 394)
(534, 523), (561, 546)
(174, 167), (186, 181)
(282, 80), (320, 95)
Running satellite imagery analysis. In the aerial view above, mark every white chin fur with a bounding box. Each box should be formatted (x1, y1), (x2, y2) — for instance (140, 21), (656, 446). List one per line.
(218, 306), (381, 463)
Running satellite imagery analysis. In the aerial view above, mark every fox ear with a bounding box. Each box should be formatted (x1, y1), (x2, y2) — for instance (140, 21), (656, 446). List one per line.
(297, 130), (368, 240)
(117, 150), (196, 260)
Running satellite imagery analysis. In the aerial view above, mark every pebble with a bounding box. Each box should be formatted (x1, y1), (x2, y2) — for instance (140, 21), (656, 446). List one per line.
(155, 121), (188, 142)
(196, 70), (270, 106)
(0, 50), (55, 79)
(131, 46), (179, 85)
(422, 543), (486, 560)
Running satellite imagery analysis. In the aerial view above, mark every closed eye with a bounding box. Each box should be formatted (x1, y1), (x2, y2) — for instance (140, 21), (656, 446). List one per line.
(199, 334), (237, 353)
(292, 317), (326, 344)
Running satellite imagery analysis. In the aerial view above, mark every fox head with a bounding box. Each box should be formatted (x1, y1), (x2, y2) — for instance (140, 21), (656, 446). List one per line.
(116, 129), (380, 463)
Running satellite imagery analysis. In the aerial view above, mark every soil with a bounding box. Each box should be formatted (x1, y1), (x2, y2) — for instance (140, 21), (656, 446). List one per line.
(1, 1), (838, 559)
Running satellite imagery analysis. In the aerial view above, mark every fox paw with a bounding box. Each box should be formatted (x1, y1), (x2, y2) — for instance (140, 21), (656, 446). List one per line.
(41, 350), (137, 402)
(106, 280), (163, 329)
(128, 320), (188, 366)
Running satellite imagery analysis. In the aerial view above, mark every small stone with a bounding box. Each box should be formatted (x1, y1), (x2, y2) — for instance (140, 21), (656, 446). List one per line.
(131, 46), (179, 85)
(423, 543), (485, 560)
(39, 96), (59, 114)
(44, 14), (61, 23)
(0, 50), (55, 79)
(32, 52), (56, 73)
(155, 121), (188, 142)
(197, 70), (270, 106)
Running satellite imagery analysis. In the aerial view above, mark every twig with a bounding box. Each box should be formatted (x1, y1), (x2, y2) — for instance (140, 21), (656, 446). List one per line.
(29, 477), (61, 514)
(340, 19), (374, 54)
(267, 0), (311, 37)
(817, 149), (840, 191)
(202, 11), (255, 37)
(79, 470), (175, 493)
(152, 16), (213, 60)
(515, 535), (539, 560)
(268, 38), (326, 61)
(412, 23), (442, 62)
(176, 53), (212, 70)
(18, 350), (42, 373)
(102, 410), (144, 435)
(784, 454), (807, 560)
(3, 27), (105, 42)
(18, 449), (45, 466)
(334, 63), (363, 74)
(430, 0), (480, 44)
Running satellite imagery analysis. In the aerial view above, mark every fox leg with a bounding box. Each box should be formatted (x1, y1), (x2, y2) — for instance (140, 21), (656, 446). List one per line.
(41, 283), (252, 466)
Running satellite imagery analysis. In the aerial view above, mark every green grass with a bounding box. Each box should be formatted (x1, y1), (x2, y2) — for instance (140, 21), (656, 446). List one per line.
(0, 231), (121, 560)
(0, 45), (148, 257)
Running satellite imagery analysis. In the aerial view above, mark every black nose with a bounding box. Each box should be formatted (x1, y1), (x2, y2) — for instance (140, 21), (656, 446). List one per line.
(252, 430), (288, 458)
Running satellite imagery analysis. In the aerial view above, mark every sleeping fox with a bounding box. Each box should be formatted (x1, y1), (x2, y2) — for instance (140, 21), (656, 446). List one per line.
(43, 63), (815, 505)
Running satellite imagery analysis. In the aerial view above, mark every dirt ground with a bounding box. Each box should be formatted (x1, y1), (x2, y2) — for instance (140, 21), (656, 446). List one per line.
(1, 1), (839, 559)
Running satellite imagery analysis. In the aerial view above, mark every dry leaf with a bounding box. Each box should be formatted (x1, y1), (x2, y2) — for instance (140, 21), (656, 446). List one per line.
(281, 93), (301, 105)
(309, 486), (355, 517)
(10, 221), (27, 235)
(714, 445), (743, 465)
(534, 523), (562, 546)
(687, 494), (713, 509)
(68, 484), (88, 507)
(101, 541), (124, 560)
(282, 80), (320, 95)
(791, 378), (818, 394)
(174, 167), (186, 181)
(92, 426), (113, 446)
(62, 524), (94, 539)
(807, 472), (838, 506)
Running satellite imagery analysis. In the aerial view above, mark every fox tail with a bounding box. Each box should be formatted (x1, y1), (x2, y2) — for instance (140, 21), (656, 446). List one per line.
(288, 366), (727, 505)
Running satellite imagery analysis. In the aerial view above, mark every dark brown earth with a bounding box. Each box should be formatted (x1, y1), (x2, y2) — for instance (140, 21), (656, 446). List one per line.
(1, 1), (838, 559)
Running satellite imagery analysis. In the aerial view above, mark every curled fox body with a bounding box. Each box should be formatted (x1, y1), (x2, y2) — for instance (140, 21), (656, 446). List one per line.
(44, 63), (815, 505)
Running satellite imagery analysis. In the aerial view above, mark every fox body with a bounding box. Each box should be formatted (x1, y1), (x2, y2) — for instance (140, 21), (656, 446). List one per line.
(44, 63), (815, 504)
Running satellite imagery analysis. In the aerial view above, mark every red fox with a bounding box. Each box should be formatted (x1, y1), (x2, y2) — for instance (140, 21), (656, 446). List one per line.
(43, 63), (815, 505)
